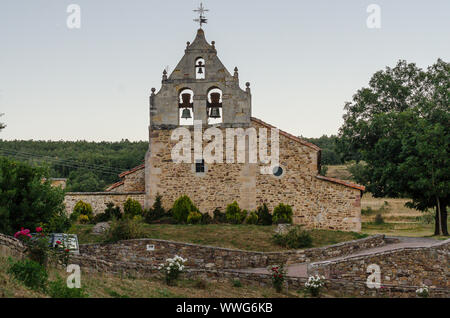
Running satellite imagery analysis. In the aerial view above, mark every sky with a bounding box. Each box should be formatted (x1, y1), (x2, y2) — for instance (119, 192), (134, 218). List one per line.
(0, 0), (449, 141)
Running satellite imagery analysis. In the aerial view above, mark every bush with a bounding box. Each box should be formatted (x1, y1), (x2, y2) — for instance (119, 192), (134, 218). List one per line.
(44, 211), (71, 233)
(94, 202), (122, 223)
(245, 211), (259, 225)
(78, 214), (90, 224)
(144, 194), (166, 223)
(256, 204), (272, 225)
(232, 279), (242, 288)
(272, 204), (293, 224)
(225, 201), (246, 224)
(213, 208), (227, 223)
(7, 258), (48, 291)
(172, 195), (198, 223)
(374, 214), (384, 225)
(187, 211), (202, 224)
(70, 200), (94, 223)
(123, 198), (143, 219)
(47, 275), (88, 298)
(201, 213), (213, 225)
(272, 226), (312, 249)
(103, 218), (145, 243)
(0, 157), (66, 235)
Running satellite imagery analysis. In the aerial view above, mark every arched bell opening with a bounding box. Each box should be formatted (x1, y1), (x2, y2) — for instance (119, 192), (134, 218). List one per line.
(178, 88), (194, 126)
(195, 57), (205, 80)
(207, 87), (223, 125)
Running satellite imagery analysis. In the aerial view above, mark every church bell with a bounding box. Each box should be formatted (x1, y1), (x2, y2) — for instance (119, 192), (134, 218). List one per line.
(181, 108), (192, 119)
(209, 107), (220, 118)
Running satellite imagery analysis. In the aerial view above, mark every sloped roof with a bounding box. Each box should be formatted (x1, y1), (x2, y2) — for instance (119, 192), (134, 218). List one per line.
(118, 163), (145, 178)
(105, 180), (124, 192)
(316, 175), (366, 191)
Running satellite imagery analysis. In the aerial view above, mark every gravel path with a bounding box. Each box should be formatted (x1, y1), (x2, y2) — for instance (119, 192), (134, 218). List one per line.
(237, 236), (441, 278)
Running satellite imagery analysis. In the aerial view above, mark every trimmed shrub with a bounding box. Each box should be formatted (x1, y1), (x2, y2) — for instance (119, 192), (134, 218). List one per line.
(187, 211), (202, 224)
(78, 214), (90, 224)
(225, 201), (246, 224)
(172, 195), (198, 223)
(245, 211), (259, 225)
(144, 194), (166, 223)
(70, 200), (94, 222)
(94, 202), (122, 223)
(213, 208), (227, 223)
(45, 211), (71, 233)
(256, 203), (272, 225)
(272, 203), (293, 224)
(104, 218), (145, 243)
(272, 226), (312, 249)
(123, 198), (143, 219)
(47, 275), (88, 298)
(7, 258), (48, 291)
(201, 213), (213, 225)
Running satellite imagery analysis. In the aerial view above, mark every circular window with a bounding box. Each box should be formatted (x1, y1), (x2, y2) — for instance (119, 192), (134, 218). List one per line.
(272, 166), (284, 177)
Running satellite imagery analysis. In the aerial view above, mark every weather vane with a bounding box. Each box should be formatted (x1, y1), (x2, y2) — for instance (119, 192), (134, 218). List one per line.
(193, 3), (209, 28)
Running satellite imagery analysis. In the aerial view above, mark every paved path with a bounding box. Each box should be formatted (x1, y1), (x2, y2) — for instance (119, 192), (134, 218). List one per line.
(237, 236), (440, 278)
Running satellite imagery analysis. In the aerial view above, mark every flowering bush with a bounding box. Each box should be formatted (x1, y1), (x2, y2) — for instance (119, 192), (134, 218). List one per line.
(158, 255), (187, 285)
(14, 228), (32, 241)
(268, 264), (285, 293)
(416, 285), (429, 298)
(305, 275), (326, 297)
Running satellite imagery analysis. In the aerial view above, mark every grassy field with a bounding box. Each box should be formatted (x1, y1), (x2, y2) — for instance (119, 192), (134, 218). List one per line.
(0, 256), (320, 298)
(68, 224), (366, 252)
(360, 193), (449, 238)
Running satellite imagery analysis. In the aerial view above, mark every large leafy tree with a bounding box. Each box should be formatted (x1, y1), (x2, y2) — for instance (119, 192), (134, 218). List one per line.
(338, 59), (449, 235)
(0, 157), (66, 235)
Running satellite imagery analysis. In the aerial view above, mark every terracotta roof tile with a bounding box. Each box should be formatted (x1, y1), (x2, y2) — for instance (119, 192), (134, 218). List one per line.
(118, 163), (145, 178)
(316, 175), (366, 191)
(105, 180), (124, 192)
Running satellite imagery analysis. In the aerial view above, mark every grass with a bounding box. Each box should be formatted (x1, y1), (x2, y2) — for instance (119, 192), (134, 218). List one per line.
(68, 223), (366, 252)
(0, 256), (312, 298)
(361, 193), (448, 238)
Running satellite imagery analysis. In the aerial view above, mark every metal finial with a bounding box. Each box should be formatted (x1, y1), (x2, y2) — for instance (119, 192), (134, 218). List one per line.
(193, 3), (209, 28)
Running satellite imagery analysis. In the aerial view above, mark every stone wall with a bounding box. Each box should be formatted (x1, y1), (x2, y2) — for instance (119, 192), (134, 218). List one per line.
(64, 192), (145, 215)
(308, 239), (450, 289)
(0, 233), (26, 259)
(78, 235), (385, 270)
(145, 118), (362, 232)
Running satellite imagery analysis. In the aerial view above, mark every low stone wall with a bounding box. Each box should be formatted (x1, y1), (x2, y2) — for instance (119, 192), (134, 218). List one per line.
(65, 255), (449, 298)
(308, 239), (450, 289)
(64, 192), (145, 215)
(78, 235), (386, 270)
(0, 233), (26, 259)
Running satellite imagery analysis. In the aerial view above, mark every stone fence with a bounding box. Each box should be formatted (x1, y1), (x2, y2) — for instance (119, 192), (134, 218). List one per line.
(78, 235), (386, 270)
(64, 192), (145, 215)
(0, 233), (26, 259)
(308, 239), (450, 290)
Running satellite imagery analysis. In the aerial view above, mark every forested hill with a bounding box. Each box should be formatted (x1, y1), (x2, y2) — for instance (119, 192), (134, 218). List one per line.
(0, 139), (148, 192)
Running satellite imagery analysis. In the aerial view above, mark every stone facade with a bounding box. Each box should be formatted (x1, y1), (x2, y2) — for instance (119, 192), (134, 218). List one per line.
(308, 239), (450, 289)
(64, 192), (145, 215)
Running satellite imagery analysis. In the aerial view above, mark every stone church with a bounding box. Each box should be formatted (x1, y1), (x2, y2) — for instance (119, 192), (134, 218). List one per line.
(65, 28), (364, 232)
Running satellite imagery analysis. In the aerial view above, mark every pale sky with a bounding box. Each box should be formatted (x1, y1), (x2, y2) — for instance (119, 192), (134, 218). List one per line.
(0, 0), (449, 141)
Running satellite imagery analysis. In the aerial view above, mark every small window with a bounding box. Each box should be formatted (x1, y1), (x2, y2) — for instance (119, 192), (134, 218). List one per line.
(195, 159), (205, 173)
(273, 166), (284, 177)
(195, 58), (205, 80)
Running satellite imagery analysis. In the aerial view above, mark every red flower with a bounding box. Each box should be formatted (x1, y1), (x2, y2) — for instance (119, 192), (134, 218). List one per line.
(65, 249), (70, 253)
(56, 240), (62, 245)
(36, 227), (43, 232)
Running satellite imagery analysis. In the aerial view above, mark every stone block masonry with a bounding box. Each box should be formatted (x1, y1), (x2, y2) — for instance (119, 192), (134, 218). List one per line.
(308, 239), (450, 289)
(64, 192), (145, 215)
